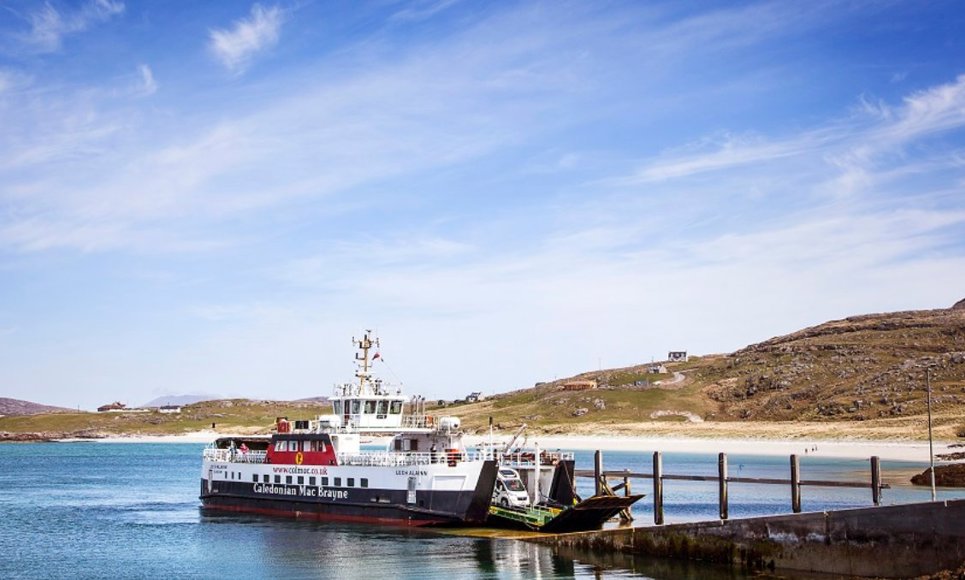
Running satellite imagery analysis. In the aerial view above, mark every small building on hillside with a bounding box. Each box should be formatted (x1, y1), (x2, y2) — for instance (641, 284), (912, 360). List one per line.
(466, 392), (485, 403)
(649, 364), (667, 374)
(158, 405), (182, 414)
(668, 351), (688, 362)
(97, 401), (127, 412)
(562, 380), (598, 391)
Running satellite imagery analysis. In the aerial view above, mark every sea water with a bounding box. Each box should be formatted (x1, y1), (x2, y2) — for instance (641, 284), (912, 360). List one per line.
(0, 443), (961, 579)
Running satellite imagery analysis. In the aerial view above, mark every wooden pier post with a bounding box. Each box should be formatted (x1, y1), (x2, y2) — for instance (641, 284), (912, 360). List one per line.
(653, 451), (664, 525)
(791, 454), (801, 513)
(594, 450), (603, 497)
(718, 452), (728, 520)
(871, 456), (881, 506)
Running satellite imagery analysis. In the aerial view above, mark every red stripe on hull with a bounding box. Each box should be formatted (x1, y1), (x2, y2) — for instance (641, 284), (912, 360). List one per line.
(201, 502), (449, 527)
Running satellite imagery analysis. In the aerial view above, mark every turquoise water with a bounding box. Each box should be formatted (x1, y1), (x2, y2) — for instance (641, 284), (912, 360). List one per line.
(0, 443), (960, 579)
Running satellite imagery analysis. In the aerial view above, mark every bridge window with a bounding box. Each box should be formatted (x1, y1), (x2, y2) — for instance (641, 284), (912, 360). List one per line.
(303, 440), (312, 452)
(274, 441), (286, 452)
(333, 401), (342, 414)
(377, 401), (388, 417)
(351, 400), (360, 415)
(390, 401), (402, 414)
(288, 441), (299, 452)
(364, 400), (376, 414)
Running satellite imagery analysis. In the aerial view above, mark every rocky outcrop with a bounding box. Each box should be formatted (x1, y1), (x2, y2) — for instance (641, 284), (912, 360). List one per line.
(0, 431), (107, 442)
(911, 463), (965, 488)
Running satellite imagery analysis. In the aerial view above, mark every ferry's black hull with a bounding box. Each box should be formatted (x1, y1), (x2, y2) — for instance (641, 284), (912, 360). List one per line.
(200, 460), (498, 527)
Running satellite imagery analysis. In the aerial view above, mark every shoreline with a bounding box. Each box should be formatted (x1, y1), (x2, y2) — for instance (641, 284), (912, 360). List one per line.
(464, 435), (951, 463)
(43, 430), (960, 462)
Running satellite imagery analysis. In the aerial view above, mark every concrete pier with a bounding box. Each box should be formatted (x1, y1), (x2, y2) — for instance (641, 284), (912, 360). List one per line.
(527, 499), (965, 578)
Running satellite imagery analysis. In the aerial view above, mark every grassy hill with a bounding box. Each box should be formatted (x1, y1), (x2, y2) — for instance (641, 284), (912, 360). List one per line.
(3, 303), (964, 441)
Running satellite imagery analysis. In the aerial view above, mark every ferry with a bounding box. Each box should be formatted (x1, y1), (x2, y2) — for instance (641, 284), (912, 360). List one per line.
(199, 331), (498, 526)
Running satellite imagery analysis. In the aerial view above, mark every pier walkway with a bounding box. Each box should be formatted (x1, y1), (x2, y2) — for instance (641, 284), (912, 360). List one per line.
(526, 498), (965, 578)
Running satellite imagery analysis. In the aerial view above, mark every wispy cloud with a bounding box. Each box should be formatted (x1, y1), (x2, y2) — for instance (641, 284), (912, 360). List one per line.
(617, 132), (826, 184)
(0, 68), (31, 94)
(619, 75), (965, 189)
(23, 0), (124, 53)
(391, 0), (461, 22)
(135, 64), (157, 96)
(880, 73), (965, 143)
(208, 4), (284, 74)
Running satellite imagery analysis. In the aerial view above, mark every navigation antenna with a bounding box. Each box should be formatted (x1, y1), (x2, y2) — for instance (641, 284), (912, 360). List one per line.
(353, 330), (380, 390)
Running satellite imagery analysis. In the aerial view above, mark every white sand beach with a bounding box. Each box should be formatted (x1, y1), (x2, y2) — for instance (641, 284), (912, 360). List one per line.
(465, 435), (948, 463)
(76, 430), (958, 463)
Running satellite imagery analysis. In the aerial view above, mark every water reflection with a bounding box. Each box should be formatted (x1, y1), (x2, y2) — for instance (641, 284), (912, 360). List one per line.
(197, 509), (767, 579)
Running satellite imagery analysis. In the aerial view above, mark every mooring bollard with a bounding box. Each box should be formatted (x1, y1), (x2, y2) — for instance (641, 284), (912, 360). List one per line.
(871, 456), (881, 506)
(718, 452), (728, 520)
(653, 451), (664, 525)
(791, 454), (801, 513)
(594, 450), (603, 497)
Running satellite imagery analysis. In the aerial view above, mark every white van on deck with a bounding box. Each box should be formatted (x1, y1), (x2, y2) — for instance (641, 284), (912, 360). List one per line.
(492, 468), (530, 508)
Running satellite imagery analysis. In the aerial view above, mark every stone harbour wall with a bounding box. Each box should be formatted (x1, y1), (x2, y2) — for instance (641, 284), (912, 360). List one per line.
(528, 499), (965, 578)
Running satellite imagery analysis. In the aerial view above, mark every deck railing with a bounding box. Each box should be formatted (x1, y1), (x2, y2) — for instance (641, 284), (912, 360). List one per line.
(337, 450), (489, 467)
(202, 447), (487, 467)
(201, 448), (267, 463)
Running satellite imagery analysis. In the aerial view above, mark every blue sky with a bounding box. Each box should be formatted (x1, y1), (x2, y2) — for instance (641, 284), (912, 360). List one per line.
(2, 1), (965, 410)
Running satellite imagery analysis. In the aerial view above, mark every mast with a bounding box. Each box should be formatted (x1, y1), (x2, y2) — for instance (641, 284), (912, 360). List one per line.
(353, 330), (379, 393)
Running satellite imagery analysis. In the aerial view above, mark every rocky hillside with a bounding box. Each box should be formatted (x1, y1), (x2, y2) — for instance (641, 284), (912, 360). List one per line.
(0, 398), (74, 417)
(697, 305), (965, 421)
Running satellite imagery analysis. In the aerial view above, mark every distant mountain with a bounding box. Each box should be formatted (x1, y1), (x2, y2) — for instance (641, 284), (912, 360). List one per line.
(294, 396), (329, 404)
(141, 394), (221, 408)
(0, 398), (74, 416)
